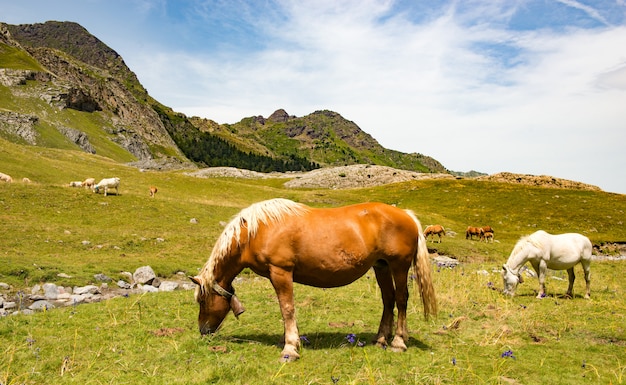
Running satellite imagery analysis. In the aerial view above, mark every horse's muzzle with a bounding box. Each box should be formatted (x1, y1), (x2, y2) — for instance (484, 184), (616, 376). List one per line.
(199, 323), (216, 335)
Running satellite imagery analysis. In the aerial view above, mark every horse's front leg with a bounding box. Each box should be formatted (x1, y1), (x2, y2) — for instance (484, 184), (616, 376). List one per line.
(269, 267), (300, 362)
(536, 261), (548, 298)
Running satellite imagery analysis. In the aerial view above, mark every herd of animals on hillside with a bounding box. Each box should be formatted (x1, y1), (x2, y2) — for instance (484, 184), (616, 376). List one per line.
(0, 171), (158, 198)
(2, 171), (594, 361)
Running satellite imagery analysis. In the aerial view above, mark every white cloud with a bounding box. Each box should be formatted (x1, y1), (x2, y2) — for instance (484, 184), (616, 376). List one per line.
(127, 1), (626, 193)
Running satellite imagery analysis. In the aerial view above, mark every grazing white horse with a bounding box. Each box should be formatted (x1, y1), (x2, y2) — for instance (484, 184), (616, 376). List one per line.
(94, 177), (120, 196)
(502, 230), (592, 299)
(83, 178), (95, 189)
(0, 172), (13, 183)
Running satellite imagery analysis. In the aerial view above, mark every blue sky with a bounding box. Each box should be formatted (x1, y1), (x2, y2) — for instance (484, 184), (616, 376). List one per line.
(2, 0), (625, 194)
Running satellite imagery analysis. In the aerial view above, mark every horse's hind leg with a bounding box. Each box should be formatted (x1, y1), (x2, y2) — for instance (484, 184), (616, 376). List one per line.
(582, 261), (591, 299)
(373, 263), (395, 348)
(566, 267), (575, 298)
(389, 267), (409, 352)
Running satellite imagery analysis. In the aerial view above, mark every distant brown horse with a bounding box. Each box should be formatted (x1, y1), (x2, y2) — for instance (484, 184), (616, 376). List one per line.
(190, 198), (437, 362)
(424, 225), (446, 243)
(481, 226), (494, 235)
(479, 226), (494, 242)
(149, 186), (158, 198)
(466, 226), (483, 240)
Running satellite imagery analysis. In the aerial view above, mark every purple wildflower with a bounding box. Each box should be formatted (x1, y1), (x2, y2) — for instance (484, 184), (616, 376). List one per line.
(501, 349), (516, 359)
(452, 357), (457, 365)
(300, 335), (310, 345)
(345, 333), (357, 344)
(357, 340), (366, 347)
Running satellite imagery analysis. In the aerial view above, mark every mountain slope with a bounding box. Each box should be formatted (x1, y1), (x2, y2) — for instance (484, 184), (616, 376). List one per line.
(192, 109), (447, 172)
(1, 21), (187, 165)
(1, 20), (445, 174)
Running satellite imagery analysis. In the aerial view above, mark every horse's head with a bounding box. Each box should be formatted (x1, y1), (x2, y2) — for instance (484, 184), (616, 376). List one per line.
(93, 185), (99, 193)
(501, 264), (524, 296)
(189, 276), (245, 335)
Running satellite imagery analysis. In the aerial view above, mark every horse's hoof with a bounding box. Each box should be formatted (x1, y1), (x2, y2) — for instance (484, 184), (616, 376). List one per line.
(279, 348), (300, 362)
(390, 336), (407, 352)
(280, 354), (299, 363)
(390, 346), (407, 353)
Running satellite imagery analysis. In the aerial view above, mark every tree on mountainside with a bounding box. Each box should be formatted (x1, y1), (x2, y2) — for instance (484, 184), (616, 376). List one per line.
(153, 104), (319, 172)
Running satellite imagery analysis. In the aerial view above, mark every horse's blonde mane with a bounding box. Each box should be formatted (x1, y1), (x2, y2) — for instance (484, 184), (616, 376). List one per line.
(200, 198), (310, 286)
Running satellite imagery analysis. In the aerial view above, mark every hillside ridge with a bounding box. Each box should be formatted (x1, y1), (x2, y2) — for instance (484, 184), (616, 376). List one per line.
(0, 20), (604, 191)
(0, 20), (447, 174)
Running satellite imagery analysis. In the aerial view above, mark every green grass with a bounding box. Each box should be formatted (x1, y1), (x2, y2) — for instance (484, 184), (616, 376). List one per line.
(1, 265), (624, 384)
(0, 140), (625, 384)
(0, 80), (137, 162)
(0, 44), (44, 71)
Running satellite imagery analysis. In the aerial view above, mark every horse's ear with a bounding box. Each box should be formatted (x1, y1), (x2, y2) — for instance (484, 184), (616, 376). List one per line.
(189, 276), (203, 286)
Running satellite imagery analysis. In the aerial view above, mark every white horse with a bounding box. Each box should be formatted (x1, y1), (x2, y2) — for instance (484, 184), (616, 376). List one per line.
(94, 177), (120, 196)
(502, 230), (592, 299)
(0, 172), (13, 183)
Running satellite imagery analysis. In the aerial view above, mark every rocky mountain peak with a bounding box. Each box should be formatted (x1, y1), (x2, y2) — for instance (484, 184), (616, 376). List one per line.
(267, 109), (293, 123)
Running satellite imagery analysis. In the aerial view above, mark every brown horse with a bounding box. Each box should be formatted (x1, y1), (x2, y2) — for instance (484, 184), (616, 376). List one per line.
(424, 224), (446, 243)
(190, 198), (437, 362)
(481, 226), (494, 235)
(466, 226), (483, 240)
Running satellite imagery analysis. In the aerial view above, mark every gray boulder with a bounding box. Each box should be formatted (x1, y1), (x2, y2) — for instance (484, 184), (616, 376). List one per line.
(29, 300), (55, 311)
(133, 266), (156, 285)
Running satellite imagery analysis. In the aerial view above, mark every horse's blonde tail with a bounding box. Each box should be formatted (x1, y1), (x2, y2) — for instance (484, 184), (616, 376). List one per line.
(406, 211), (437, 319)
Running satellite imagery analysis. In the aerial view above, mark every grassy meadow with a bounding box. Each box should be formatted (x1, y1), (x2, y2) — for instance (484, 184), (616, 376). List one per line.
(1, 139), (625, 384)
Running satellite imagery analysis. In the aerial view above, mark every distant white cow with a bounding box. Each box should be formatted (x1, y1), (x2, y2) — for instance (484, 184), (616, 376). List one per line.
(94, 177), (120, 196)
(83, 178), (95, 189)
(69, 181), (83, 187)
(0, 172), (13, 183)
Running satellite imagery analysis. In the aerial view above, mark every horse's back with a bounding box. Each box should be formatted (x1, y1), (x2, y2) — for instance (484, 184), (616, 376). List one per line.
(302, 202), (419, 249)
(551, 233), (592, 259)
(247, 202), (419, 287)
